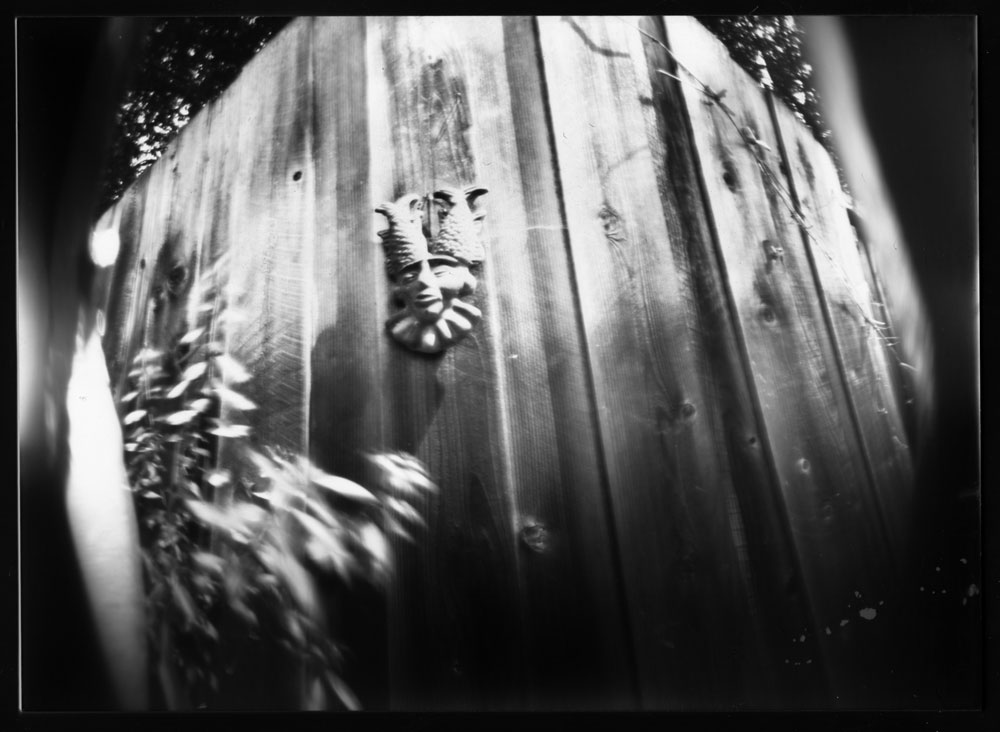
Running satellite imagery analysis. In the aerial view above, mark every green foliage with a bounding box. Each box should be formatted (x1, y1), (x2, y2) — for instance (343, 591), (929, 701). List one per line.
(101, 16), (290, 210)
(696, 16), (830, 147)
(121, 316), (434, 710)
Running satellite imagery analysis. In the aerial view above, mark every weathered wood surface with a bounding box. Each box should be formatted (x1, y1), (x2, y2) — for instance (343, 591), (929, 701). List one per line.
(634, 16), (827, 707)
(771, 100), (915, 560)
(99, 15), (919, 711)
(307, 16), (393, 708)
(220, 19), (313, 456)
(662, 15), (906, 706)
(367, 15), (633, 709)
(367, 16), (524, 709)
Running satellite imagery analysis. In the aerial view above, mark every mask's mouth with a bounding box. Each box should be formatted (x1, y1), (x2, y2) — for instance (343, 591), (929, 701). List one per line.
(414, 292), (442, 307)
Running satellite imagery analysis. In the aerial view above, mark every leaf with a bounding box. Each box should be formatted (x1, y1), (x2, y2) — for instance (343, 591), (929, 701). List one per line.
(367, 452), (436, 494)
(286, 611), (305, 647)
(294, 512), (351, 579)
(169, 574), (198, 627)
(385, 515), (414, 543)
(166, 380), (191, 399)
(386, 497), (426, 528)
(132, 348), (163, 364)
(229, 597), (257, 627)
(247, 450), (281, 481)
(191, 551), (225, 575)
(120, 390), (140, 403)
(181, 361), (208, 382)
(124, 409), (148, 425)
(124, 442), (139, 452)
(208, 423), (252, 438)
(200, 620), (219, 642)
(359, 522), (391, 571)
(184, 499), (239, 533)
(305, 676), (326, 711)
(214, 353), (251, 383)
(179, 326), (205, 345)
(304, 496), (341, 529)
(325, 671), (361, 711)
(205, 469), (231, 488)
(273, 550), (318, 616)
(162, 409), (199, 426)
(310, 471), (377, 505)
(216, 384), (257, 411)
(232, 502), (266, 528)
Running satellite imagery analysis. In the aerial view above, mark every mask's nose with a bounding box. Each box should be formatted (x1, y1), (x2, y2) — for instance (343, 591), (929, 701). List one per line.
(414, 261), (437, 289)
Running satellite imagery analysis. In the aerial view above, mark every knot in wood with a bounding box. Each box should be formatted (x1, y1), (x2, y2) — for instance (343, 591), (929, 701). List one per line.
(598, 204), (626, 246)
(519, 520), (549, 554)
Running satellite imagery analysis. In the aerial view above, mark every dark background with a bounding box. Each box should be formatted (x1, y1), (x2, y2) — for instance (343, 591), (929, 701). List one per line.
(837, 15), (982, 709)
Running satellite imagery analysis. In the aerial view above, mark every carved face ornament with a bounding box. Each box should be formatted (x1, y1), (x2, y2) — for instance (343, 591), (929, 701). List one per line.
(376, 186), (488, 354)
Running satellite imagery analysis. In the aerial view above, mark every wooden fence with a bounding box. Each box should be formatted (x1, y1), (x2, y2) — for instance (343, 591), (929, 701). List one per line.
(97, 16), (917, 710)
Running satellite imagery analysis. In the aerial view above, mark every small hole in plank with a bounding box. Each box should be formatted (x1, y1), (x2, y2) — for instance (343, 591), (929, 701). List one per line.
(722, 159), (739, 191)
(292, 171), (302, 181)
(139, 258), (146, 269)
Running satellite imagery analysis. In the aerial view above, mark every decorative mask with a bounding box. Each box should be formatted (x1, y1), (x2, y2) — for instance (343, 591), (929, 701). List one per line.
(376, 186), (488, 354)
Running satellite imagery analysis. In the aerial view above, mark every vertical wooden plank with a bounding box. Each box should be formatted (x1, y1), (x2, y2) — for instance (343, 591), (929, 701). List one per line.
(368, 16), (525, 709)
(203, 19), (316, 710)
(310, 16), (384, 490)
(111, 147), (179, 395)
(309, 16), (391, 709)
(222, 18), (314, 455)
(486, 17), (636, 709)
(631, 16), (829, 706)
(142, 108), (214, 354)
(771, 105), (915, 559)
(537, 16), (800, 708)
(662, 15), (901, 706)
(100, 179), (147, 394)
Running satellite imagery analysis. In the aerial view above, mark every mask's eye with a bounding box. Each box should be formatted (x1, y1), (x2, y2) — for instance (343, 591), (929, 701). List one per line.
(432, 266), (452, 277)
(400, 271), (417, 284)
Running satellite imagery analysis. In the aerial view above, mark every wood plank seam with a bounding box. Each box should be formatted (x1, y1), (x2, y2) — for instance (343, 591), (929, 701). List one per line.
(656, 15), (836, 701)
(527, 14), (643, 706)
(761, 90), (898, 570)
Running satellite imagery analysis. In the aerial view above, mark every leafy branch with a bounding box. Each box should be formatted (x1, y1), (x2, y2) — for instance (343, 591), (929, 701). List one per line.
(121, 317), (434, 710)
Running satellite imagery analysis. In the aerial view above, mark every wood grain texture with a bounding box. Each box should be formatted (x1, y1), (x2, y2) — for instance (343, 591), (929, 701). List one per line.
(662, 15), (902, 706)
(771, 102), (915, 560)
(368, 16), (524, 709)
(143, 105), (214, 355)
(310, 16), (384, 482)
(538, 15), (803, 708)
(368, 15), (635, 710)
(111, 141), (179, 395)
(308, 16), (393, 709)
(495, 16), (636, 709)
(634, 16), (828, 707)
(221, 18), (313, 455)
